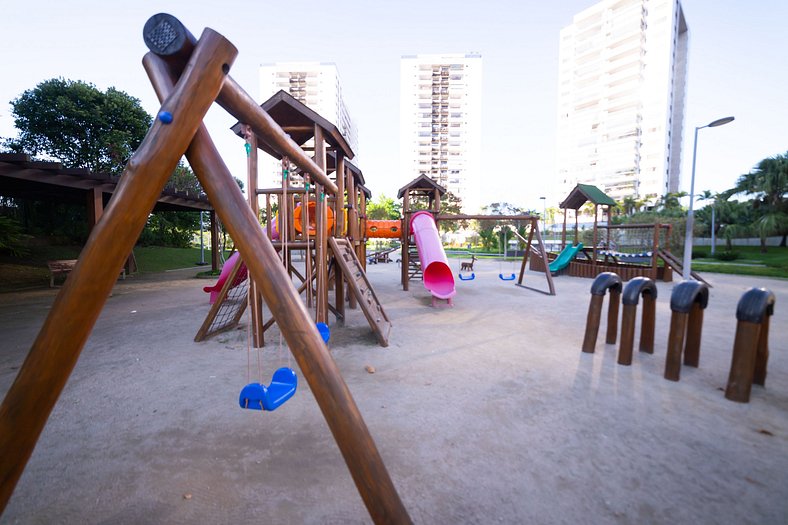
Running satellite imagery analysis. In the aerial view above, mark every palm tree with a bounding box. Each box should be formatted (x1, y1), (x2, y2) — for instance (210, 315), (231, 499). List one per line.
(730, 152), (788, 251)
(656, 191), (688, 213)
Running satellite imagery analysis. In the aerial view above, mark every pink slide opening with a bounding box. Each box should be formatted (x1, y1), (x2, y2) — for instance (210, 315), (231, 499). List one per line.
(409, 211), (456, 302)
(202, 252), (248, 304)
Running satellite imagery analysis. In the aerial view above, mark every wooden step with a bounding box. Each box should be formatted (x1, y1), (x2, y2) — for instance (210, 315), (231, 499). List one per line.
(329, 238), (392, 347)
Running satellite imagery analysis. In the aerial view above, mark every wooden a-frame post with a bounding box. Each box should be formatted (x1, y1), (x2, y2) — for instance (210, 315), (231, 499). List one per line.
(0, 16), (411, 525)
(0, 28), (238, 513)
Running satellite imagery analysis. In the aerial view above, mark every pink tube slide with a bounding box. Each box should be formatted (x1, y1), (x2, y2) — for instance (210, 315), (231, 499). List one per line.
(409, 211), (456, 303)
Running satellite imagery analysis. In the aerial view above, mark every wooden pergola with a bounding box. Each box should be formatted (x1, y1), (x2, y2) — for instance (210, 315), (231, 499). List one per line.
(0, 152), (220, 270)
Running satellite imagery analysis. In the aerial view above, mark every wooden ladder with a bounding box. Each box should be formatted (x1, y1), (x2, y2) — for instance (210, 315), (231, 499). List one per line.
(329, 238), (392, 347)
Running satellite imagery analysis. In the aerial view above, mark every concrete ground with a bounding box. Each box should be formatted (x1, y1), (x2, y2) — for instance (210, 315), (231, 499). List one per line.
(0, 260), (786, 524)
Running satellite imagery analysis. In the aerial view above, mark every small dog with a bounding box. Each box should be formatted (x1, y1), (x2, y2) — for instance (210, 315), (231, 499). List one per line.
(460, 255), (477, 272)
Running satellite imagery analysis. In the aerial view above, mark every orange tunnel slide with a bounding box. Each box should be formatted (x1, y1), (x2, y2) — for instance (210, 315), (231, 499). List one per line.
(366, 220), (402, 239)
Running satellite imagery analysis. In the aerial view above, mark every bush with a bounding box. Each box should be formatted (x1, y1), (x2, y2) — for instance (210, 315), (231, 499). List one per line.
(0, 215), (31, 257)
(714, 250), (740, 261)
(691, 248), (707, 259)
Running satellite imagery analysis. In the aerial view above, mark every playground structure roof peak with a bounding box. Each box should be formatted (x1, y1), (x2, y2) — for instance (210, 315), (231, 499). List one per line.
(397, 174), (447, 199)
(230, 89), (354, 161)
(560, 183), (617, 210)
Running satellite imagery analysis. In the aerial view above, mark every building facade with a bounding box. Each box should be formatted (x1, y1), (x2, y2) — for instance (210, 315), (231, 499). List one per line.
(259, 62), (358, 181)
(556, 0), (688, 205)
(400, 54), (482, 212)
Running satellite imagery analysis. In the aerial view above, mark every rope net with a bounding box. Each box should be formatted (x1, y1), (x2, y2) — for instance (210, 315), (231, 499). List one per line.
(195, 255), (250, 341)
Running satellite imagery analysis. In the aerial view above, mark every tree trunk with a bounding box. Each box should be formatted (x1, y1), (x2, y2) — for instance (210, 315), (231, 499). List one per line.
(780, 234), (786, 247)
(760, 235), (768, 254)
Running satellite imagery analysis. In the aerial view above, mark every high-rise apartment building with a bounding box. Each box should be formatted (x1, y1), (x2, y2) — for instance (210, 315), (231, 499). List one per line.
(556, 0), (688, 205)
(259, 62), (358, 181)
(400, 54), (482, 212)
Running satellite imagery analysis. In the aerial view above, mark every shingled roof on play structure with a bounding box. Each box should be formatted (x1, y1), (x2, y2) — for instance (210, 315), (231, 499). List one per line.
(559, 183), (617, 210)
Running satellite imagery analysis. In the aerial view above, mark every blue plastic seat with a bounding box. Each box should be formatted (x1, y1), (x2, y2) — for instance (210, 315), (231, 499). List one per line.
(458, 272), (475, 281)
(499, 273), (516, 281)
(239, 367), (297, 412)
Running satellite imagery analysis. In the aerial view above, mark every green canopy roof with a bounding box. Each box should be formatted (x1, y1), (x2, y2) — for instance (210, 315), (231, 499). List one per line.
(559, 184), (617, 210)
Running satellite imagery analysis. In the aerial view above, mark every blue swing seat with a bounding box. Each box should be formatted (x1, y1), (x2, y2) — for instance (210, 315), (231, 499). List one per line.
(239, 367), (297, 411)
(499, 273), (516, 281)
(458, 272), (475, 281)
(316, 322), (330, 342)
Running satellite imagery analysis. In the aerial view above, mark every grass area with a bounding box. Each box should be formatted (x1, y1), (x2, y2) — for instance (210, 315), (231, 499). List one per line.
(133, 246), (223, 273)
(691, 245), (788, 279)
(0, 245), (226, 292)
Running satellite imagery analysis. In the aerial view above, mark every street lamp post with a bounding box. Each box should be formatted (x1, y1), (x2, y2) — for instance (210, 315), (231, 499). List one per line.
(540, 196), (546, 237)
(683, 116), (734, 279)
(710, 202), (716, 256)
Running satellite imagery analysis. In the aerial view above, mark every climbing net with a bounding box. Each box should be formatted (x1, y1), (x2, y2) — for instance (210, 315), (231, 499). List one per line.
(194, 255), (250, 342)
(595, 224), (672, 260)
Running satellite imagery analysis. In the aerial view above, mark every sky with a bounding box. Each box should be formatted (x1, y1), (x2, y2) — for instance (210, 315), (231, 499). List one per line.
(2, 0), (787, 213)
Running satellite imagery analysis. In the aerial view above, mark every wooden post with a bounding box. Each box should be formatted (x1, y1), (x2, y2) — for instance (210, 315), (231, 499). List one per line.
(664, 312), (688, 381)
(618, 304), (637, 365)
(334, 155), (346, 324)
(581, 272), (622, 354)
(243, 124), (264, 348)
(753, 313), (771, 386)
(86, 187), (103, 232)
(683, 303), (704, 367)
(210, 210), (220, 271)
(401, 190), (410, 291)
(592, 204), (598, 273)
(314, 125), (328, 325)
(617, 277), (657, 365)
(304, 175), (314, 309)
(144, 51), (411, 524)
(359, 191), (368, 270)
(561, 208), (567, 251)
(582, 295), (605, 354)
(0, 31), (237, 513)
(664, 280), (709, 382)
(640, 293), (656, 353)
(725, 287), (775, 403)
(344, 169), (357, 309)
(651, 223), (660, 281)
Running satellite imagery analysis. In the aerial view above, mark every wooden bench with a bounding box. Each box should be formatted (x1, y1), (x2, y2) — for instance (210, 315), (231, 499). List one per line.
(47, 259), (125, 287)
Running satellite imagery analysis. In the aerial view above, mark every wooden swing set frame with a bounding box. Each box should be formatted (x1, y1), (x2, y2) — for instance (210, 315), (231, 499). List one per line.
(0, 15), (410, 524)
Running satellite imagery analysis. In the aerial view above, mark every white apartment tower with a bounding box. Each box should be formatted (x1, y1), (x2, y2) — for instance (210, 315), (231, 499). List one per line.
(259, 62), (358, 180)
(556, 0), (688, 204)
(400, 54), (482, 212)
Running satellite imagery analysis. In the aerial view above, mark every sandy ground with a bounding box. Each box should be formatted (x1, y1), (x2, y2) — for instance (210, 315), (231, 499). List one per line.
(0, 260), (786, 524)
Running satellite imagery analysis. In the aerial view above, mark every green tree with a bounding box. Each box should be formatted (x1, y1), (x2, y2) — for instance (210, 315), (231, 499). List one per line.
(728, 152), (788, 250)
(655, 191), (688, 215)
(367, 194), (401, 220)
(3, 78), (151, 173)
(438, 191), (467, 232)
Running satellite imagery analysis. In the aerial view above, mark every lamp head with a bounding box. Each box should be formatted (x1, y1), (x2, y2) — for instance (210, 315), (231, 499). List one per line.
(708, 116), (735, 127)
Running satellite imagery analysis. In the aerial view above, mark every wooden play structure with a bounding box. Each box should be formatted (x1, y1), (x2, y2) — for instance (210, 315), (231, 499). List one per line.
(531, 184), (707, 284)
(207, 89), (387, 349)
(0, 15), (410, 523)
(397, 175), (555, 297)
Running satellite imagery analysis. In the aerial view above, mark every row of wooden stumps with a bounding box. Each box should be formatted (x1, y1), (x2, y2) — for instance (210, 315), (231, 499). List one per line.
(582, 272), (776, 403)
